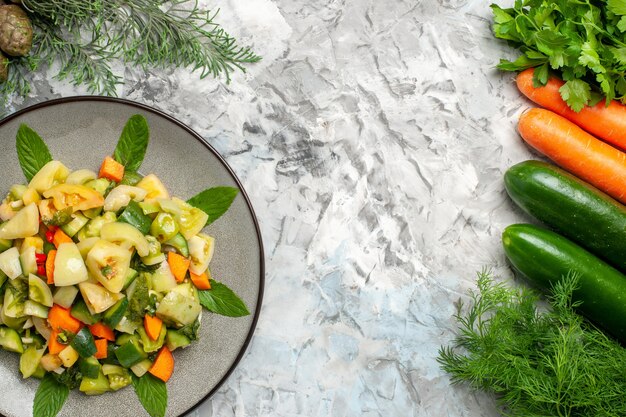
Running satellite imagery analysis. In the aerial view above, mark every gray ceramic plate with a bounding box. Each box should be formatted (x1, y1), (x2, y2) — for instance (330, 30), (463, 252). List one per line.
(0, 97), (264, 417)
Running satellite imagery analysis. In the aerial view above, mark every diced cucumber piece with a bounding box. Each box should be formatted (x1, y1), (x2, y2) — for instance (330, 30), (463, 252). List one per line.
(60, 213), (89, 238)
(115, 333), (139, 346)
(70, 297), (101, 325)
(103, 298), (128, 328)
(114, 340), (147, 367)
(114, 316), (139, 334)
(151, 262), (176, 293)
(119, 171), (143, 187)
(23, 300), (49, 319)
(82, 207), (103, 220)
(130, 358), (152, 378)
(71, 327), (97, 358)
(102, 364), (125, 376)
(65, 169), (97, 185)
(166, 329), (191, 351)
(0, 326), (24, 353)
(137, 326), (166, 353)
(118, 201), (151, 235)
(79, 370), (109, 395)
(52, 285), (78, 309)
(29, 274), (53, 307)
(85, 178), (111, 197)
(0, 269), (8, 290)
(107, 367), (132, 391)
(138, 201), (160, 216)
(0, 247), (22, 279)
(19, 345), (44, 378)
(79, 356), (101, 379)
(141, 252), (165, 266)
(122, 268), (138, 291)
(0, 239), (12, 253)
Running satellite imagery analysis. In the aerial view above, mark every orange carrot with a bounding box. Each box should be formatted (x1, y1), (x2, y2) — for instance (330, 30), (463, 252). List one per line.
(89, 323), (115, 342)
(518, 108), (626, 204)
(53, 229), (72, 248)
(517, 68), (626, 151)
(98, 156), (125, 182)
(190, 271), (211, 290)
(94, 338), (108, 359)
(46, 249), (56, 285)
(149, 346), (174, 382)
(167, 252), (190, 283)
(144, 314), (163, 341)
(48, 330), (66, 355)
(48, 304), (82, 334)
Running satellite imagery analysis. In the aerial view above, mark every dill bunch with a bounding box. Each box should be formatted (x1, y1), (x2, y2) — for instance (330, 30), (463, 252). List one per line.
(1, 0), (261, 99)
(438, 271), (626, 417)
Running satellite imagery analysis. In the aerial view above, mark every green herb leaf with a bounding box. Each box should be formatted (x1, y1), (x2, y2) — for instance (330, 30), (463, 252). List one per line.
(33, 373), (70, 417)
(16, 124), (53, 182)
(559, 79), (591, 112)
(199, 279), (250, 317)
(113, 115), (149, 172)
(131, 373), (167, 417)
(187, 187), (238, 226)
(608, 0), (626, 16)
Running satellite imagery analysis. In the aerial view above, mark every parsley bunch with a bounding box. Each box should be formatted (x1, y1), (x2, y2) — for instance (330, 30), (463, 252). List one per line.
(438, 271), (626, 416)
(492, 0), (626, 111)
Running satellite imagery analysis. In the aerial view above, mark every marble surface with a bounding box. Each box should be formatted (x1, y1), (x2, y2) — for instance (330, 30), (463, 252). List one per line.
(5, 0), (537, 415)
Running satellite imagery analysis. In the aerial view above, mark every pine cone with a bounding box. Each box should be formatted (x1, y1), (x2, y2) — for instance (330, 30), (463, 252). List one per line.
(0, 5), (32, 56)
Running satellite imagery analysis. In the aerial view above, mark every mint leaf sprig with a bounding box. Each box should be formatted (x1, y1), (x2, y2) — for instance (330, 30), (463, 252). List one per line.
(33, 374), (70, 417)
(491, 1), (626, 111)
(131, 373), (167, 417)
(113, 114), (149, 173)
(16, 123), (52, 181)
(199, 279), (250, 317)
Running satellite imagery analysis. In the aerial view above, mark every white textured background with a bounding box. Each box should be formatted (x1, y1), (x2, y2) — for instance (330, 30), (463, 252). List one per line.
(9, 0), (536, 415)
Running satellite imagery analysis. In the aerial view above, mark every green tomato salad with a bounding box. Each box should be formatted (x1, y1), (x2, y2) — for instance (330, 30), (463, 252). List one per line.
(0, 115), (247, 417)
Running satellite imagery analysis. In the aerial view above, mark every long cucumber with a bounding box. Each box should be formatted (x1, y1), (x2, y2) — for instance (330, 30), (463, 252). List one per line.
(505, 160), (626, 273)
(502, 223), (626, 343)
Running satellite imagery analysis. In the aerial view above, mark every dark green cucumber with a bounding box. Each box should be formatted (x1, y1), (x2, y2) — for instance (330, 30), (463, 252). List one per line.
(103, 298), (128, 328)
(71, 327), (97, 358)
(502, 223), (626, 343)
(505, 160), (626, 273)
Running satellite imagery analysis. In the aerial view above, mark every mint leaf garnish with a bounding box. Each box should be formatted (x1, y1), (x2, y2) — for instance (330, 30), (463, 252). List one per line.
(33, 373), (69, 417)
(113, 115), (149, 172)
(187, 186), (238, 226)
(16, 124), (53, 182)
(132, 373), (167, 417)
(199, 279), (250, 317)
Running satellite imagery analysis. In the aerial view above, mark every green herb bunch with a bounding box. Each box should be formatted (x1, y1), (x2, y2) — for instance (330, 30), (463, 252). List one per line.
(492, 0), (626, 111)
(438, 270), (626, 416)
(3, 0), (260, 99)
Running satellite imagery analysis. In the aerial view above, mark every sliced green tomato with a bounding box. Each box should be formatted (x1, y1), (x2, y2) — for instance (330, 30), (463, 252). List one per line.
(54, 242), (89, 286)
(29, 274), (53, 307)
(100, 222), (149, 257)
(136, 174), (169, 201)
(137, 326), (166, 353)
(76, 237), (100, 258)
(60, 213), (89, 238)
(150, 212), (179, 242)
(141, 252), (165, 267)
(71, 296), (102, 325)
(156, 283), (201, 327)
(188, 233), (215, 275)
(150, 262), (177, 293)
(82, 207), (103, 220)
(24, 300), (49, 318)
(163, 233), (189, 257)
(0, 326), (24, 353)
(19, 345), (44, 378)
(138, 201), (160, 216)
(42, 184), (104, 212)
(32, 317), (51, 341)
(0, 203), (39, 240)
(65, 169), (97, 185)
(31, 364), (46, 379)
(2, 313), (27, 330)
(28, 161), (70, 193)
(3, 279), (27, 318)
(58, 344), (80, 367)
(19, 246), (37, 276)
(86, 240), (131, 293)
(79, 370), (110, 395)
(170, 197), (209, 240)
(78, 282), (123, 315)
(52, 285), (79, 309)
(130, 358), (152, 378)
(71, 327), (97, 358)
(0, 247), (22, 279)
(79, 356), (101, 379)
(103, 185), (148, 213)
(0, 239), (12, 253)
(107, 368), (132, 391)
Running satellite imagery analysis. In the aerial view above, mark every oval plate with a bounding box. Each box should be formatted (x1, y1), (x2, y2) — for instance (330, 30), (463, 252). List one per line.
(0, 97), (264, 417)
